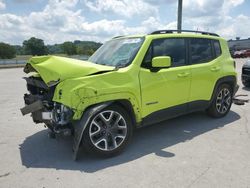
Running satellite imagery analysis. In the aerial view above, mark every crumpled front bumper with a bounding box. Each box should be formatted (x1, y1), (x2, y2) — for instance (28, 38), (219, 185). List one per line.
(20, 92), (53, 124)
(20, 93), (72, 125)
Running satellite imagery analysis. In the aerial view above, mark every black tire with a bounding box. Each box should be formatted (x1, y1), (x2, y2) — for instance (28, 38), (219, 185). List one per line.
(242, 81), (250, 88)
(207, 84), (233, 118)
(82, 104), (133, 157)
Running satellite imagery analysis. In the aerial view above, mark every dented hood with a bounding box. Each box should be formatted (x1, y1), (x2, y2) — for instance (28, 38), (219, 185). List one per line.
(24, 56), (114, 86)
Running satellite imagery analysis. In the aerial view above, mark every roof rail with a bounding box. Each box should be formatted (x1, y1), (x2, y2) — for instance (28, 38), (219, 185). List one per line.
(150, 30), (220, 37)
(112, 35), (124, 39)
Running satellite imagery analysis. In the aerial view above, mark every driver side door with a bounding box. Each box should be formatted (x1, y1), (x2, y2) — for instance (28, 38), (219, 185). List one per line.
(139, 37), (191, 125)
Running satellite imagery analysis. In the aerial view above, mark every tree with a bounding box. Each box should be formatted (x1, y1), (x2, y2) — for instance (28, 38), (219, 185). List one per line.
(47, 44), (63, 54)
(62, 42), (77, 55)
(86, 48), (95, 56)
(74, 41), (102, 55)
(23, 37), (48, 56)
(0, 42), (16, 59)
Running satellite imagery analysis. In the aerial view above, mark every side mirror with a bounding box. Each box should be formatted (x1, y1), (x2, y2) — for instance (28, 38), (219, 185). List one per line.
(152, 56), (171, 68)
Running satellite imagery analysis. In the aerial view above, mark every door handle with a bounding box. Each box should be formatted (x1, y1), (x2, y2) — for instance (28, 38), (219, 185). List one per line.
(177, 72), (190, 78)
(210, 66), (220, 72)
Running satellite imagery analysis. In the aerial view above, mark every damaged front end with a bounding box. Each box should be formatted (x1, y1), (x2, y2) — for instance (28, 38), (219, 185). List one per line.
(20, 55), (131, 159)
(20, 55), (114, 135)
(20, 76), (73, 134)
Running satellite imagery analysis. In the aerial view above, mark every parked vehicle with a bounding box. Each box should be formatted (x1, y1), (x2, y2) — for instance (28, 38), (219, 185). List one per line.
(233, 49), (250, 58)
(233, 50), (245, 58)
(21, 30), (238, 159)
(242, 49), (250, 58)
(242, 60), (250, 87)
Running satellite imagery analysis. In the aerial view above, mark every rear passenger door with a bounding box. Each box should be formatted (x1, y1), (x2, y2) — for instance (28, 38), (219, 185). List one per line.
(188, 38), (222, 110)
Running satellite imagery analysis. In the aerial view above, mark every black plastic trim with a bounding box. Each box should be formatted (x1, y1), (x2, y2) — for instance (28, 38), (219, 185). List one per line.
(24, 77), (48, 90)
(141, 100), (211, 127)
(141, 104), (186, 126)
(150, 30), (219, 37)
(210, 76), (237, 102)
(72, 101), (113, 160)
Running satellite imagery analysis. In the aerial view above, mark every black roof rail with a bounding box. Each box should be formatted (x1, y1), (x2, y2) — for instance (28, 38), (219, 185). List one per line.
(112, 35), (124, 39)
(150, 30), (220, 37)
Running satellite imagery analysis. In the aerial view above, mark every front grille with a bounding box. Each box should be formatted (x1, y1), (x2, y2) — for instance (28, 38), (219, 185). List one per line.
(242, 67), (250, 75)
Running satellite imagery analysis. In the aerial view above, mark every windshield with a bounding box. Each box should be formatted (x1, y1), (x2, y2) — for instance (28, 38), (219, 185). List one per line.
(89, 37), (144, 67)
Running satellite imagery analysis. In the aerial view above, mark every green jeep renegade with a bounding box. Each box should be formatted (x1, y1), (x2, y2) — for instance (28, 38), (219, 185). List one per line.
(21, 30), (238, 158)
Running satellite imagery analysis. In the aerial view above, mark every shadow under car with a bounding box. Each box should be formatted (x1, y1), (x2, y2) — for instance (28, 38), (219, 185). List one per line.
(19, 110), (240, 173)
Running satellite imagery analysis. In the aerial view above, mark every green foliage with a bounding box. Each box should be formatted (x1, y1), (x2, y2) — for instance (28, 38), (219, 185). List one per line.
(14, 45), (24, 55)
(23, 37), (48, 56)
(0, 42), (16, 59)
(2, 37), (102, 59)
(74, 41), (102, 55)
(62, 42), (77, 55)
(47, 44), (63, 54)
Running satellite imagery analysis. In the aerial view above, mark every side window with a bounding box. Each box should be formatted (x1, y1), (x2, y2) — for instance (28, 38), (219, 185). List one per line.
(190, 38), (213, 64)
(213, 40), (222, 57)
(142, 38), (186, 68)
(142, 46), (152, 68)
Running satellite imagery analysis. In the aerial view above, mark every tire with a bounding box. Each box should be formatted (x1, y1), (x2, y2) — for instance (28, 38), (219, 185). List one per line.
(242, 81), (250, 88)
(207, 84), (233, 118)
(82, 104), (133, 157)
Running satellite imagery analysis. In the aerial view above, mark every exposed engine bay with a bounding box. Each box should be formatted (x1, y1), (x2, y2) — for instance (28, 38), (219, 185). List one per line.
(20, 76), (73, 134)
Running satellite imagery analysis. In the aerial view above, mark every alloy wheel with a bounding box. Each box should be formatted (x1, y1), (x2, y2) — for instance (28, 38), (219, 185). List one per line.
(89, 110), (127, 151)
(216, 88), (232, 114)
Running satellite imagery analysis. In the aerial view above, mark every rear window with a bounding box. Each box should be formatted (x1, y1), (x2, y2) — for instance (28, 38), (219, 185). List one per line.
(213, 40), (222, 57)
(190, 38), (213, 64)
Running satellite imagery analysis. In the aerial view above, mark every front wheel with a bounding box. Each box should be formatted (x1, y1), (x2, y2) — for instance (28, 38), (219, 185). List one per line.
(207, 84), (233, 118)
(82, 105), (133, 157)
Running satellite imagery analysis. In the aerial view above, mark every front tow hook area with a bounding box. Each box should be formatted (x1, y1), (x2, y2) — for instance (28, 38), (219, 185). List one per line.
(233, 94), (249, 105)
(20, 100), (44, 115)
(47, 127), (73, 139)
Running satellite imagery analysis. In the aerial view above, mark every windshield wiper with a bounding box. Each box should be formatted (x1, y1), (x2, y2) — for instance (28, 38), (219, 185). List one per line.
(114, 62), (128, 70)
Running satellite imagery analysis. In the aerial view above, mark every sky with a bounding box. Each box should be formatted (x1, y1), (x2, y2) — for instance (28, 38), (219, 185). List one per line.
(0, 0), (249, 45)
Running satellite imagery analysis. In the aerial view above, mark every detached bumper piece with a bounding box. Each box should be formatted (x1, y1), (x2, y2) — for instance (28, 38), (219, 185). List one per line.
(20, 100), (54, 123)
(20, 100), (44, 116)
(233, 94), (249, 105)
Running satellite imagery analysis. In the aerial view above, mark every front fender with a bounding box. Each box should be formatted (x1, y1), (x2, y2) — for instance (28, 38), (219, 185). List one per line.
(52, 79), (142, 123)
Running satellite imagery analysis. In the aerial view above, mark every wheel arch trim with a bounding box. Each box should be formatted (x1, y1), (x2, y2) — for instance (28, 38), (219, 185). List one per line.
(210, 75), (237, 103)
(72, 101), (113, 160)
(72, 99), (139, 160)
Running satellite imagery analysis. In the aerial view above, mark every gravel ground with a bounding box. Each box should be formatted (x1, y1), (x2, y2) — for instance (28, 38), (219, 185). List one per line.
(0, 59), (249, 188)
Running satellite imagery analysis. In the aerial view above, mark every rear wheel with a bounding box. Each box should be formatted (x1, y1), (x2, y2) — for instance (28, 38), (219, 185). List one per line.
(207, 84), (233, 118)
(82, 105), (133, 157)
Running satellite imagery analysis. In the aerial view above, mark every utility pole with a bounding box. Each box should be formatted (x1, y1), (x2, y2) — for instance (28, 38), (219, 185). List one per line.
(177, 0), (183, 33)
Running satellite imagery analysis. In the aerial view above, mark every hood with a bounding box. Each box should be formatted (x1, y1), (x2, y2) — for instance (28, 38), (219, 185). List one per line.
(24, 56), (114, 86)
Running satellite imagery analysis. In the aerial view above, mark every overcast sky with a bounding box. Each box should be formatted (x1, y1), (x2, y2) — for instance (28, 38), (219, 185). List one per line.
(0, 0), (249, 45)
